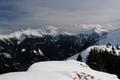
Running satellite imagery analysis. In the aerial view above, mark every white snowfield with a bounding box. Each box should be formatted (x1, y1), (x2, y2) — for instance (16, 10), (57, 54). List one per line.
(0, 60), (119, 80)
(28, 60), (89, 71)
(68, 45), (120, 62)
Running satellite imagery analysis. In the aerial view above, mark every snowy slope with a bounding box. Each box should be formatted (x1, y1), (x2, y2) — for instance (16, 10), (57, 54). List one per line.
(28, 60), (89, 71)
(98, 28), (120, 45)
(81, 45), (120, 62)
(67, 53), (80, 60)
(0, 60), (119, 80)
(68, 45), (120, 62)
(0, 72), (73, 80)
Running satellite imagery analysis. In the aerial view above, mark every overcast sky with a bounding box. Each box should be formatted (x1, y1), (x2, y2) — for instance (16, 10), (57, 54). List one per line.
(0, 0), (120, 33)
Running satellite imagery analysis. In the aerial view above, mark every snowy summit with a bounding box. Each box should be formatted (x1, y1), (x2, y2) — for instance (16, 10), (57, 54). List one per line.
(98, 28), (120, 45)
(0, 60), (119, 80)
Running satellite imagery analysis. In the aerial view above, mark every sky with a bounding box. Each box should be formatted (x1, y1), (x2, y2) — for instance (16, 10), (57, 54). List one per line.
(0, 0), (120, 33)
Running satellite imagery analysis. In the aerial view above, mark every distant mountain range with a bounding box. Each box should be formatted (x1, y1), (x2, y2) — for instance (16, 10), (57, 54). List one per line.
(0, 25), (120, 78)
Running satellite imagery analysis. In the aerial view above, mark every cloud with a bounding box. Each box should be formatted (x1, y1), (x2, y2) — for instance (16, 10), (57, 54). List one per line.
(0, 0), (120, 33)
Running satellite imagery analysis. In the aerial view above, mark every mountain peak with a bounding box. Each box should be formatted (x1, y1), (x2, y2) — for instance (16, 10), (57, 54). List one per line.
(88, 25), (108, 35)
(0, 26), (59, 40)
(81, 24), (109, 35)
(98, 28), (120, 45)
(40, 26), (59, 36)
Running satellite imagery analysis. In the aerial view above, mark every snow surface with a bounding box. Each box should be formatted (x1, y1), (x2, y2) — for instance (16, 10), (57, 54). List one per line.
(0, 60), (118, 80)
(0, 72), (73, 80)
(28, 60), (89, 72)
(67, 54), (80, 60)
(98, 28), (120, 45)
(68, 45), (120, 62)
(27, 60), (120, 80)
(38, 49), (44, 56)
(80, 45), (120, 62)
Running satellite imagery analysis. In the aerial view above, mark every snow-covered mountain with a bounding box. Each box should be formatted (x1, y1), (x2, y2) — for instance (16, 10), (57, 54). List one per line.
(0, 60), (119, 80)
(74, 26), (109, 52)
(68, 45), (120, 78)
(81, 45), (120, 60)
(0, 25), (110, 75)
(0, 25), (109, 45)
(0, 26), (60, 42)
(98, 28), (120, 45)
(1, 25), (120, 79)
(68, 45), (120, 61)
(81, 24), (109, 36)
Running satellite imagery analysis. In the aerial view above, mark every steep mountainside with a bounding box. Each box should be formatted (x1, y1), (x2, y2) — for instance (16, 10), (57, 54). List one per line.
(68, 45), (120, 78)
(98, 28), (120, 45)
